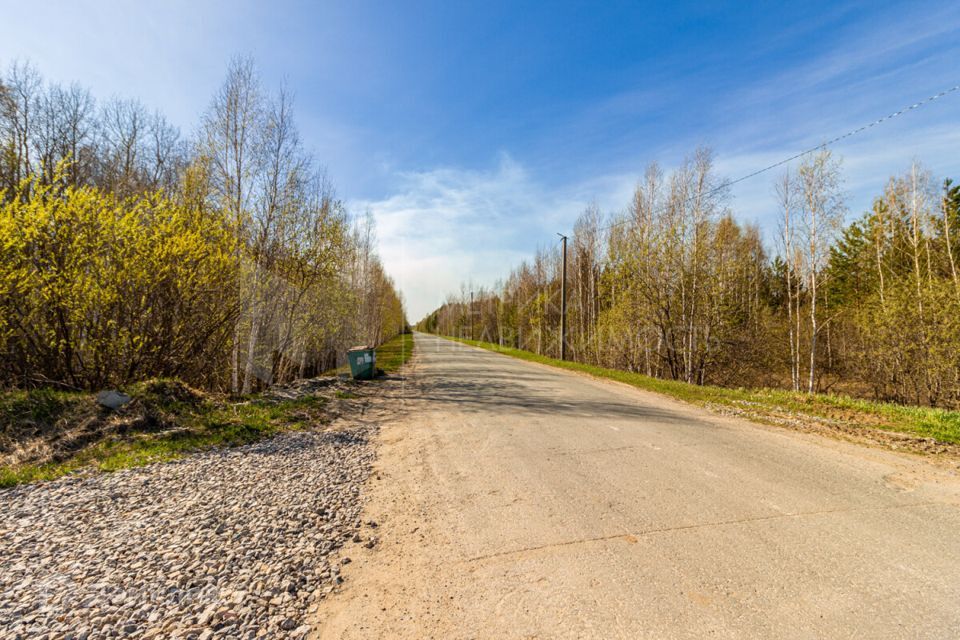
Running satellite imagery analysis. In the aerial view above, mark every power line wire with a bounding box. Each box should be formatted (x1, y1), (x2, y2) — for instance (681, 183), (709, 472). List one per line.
(598, 83), (960, 233)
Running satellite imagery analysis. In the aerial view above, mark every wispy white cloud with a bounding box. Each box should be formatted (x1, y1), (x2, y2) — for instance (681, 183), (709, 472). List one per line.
(730, 11), (957, 113)
(357, 153), (634, 319)
(710, 4), (960, 238)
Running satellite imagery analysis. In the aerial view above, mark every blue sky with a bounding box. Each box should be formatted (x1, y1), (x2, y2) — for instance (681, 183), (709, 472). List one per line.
(2, 1), (959, 319)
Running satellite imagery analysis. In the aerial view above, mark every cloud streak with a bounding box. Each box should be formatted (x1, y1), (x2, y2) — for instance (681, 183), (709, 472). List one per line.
(359, 153), (637, 319)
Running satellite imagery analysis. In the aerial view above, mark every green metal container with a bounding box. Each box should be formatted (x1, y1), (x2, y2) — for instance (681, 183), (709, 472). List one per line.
(347, 346), (377, 380)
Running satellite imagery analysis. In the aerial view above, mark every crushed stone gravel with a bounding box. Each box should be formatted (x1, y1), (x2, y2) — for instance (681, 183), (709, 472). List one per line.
(0, 424), (377, 640)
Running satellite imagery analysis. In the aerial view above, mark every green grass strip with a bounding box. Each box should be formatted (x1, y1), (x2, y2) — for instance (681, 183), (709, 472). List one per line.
(0, 333), (414, 488)
(376, 332), (415, 373)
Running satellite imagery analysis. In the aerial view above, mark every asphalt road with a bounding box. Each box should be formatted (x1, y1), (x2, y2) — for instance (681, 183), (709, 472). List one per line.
(314, 333), (960, 639)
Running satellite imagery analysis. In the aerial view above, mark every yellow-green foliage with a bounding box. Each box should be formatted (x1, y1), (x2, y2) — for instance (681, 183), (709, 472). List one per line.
(0, 173), (239, 389)
(857, 279), (960, 406)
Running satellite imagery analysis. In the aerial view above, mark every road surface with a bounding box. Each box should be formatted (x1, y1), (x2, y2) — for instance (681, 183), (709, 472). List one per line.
(314, 333), (960, 639)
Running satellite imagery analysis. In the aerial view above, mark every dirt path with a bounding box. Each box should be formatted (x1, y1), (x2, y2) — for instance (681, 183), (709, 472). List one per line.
(312, 333), (960, 639)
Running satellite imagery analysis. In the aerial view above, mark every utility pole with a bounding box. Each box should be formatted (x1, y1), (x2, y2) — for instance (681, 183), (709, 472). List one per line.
(558, 233), (568, 361)
(470, 290), (474, 341)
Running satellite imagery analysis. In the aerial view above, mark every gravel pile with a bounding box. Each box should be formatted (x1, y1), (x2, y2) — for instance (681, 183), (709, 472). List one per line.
(0, 425), (378, 639)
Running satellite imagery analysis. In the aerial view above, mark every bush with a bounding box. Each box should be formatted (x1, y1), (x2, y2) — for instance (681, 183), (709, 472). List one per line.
(0, 173), (239, 389)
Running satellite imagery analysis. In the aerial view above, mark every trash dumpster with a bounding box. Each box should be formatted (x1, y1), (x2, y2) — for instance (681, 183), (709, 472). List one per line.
(347, 345), (376, 380)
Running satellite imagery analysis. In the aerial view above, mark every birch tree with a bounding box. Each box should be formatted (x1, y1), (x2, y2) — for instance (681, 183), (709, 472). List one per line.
(776, 171), (802, 391)
(796, 150), (845, 393)
(202, 56), (264, 393)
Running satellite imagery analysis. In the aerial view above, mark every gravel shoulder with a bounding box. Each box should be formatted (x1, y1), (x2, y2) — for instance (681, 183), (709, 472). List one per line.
(0, 375), (411, 640)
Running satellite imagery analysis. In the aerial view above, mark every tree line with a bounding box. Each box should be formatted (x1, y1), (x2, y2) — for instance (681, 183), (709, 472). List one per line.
(0, 58), (406, 392)
(420, 147), (960, 408)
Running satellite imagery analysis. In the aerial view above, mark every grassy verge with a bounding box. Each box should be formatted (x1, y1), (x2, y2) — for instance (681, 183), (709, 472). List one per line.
(376, 332), (415, 373)
(1, 334), (416, 489)
(0, 381), (331, 489)
(446, 337), (960, 448)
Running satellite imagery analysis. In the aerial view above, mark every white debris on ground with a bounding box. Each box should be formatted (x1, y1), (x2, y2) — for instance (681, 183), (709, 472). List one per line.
(0, 424), (379, 640)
